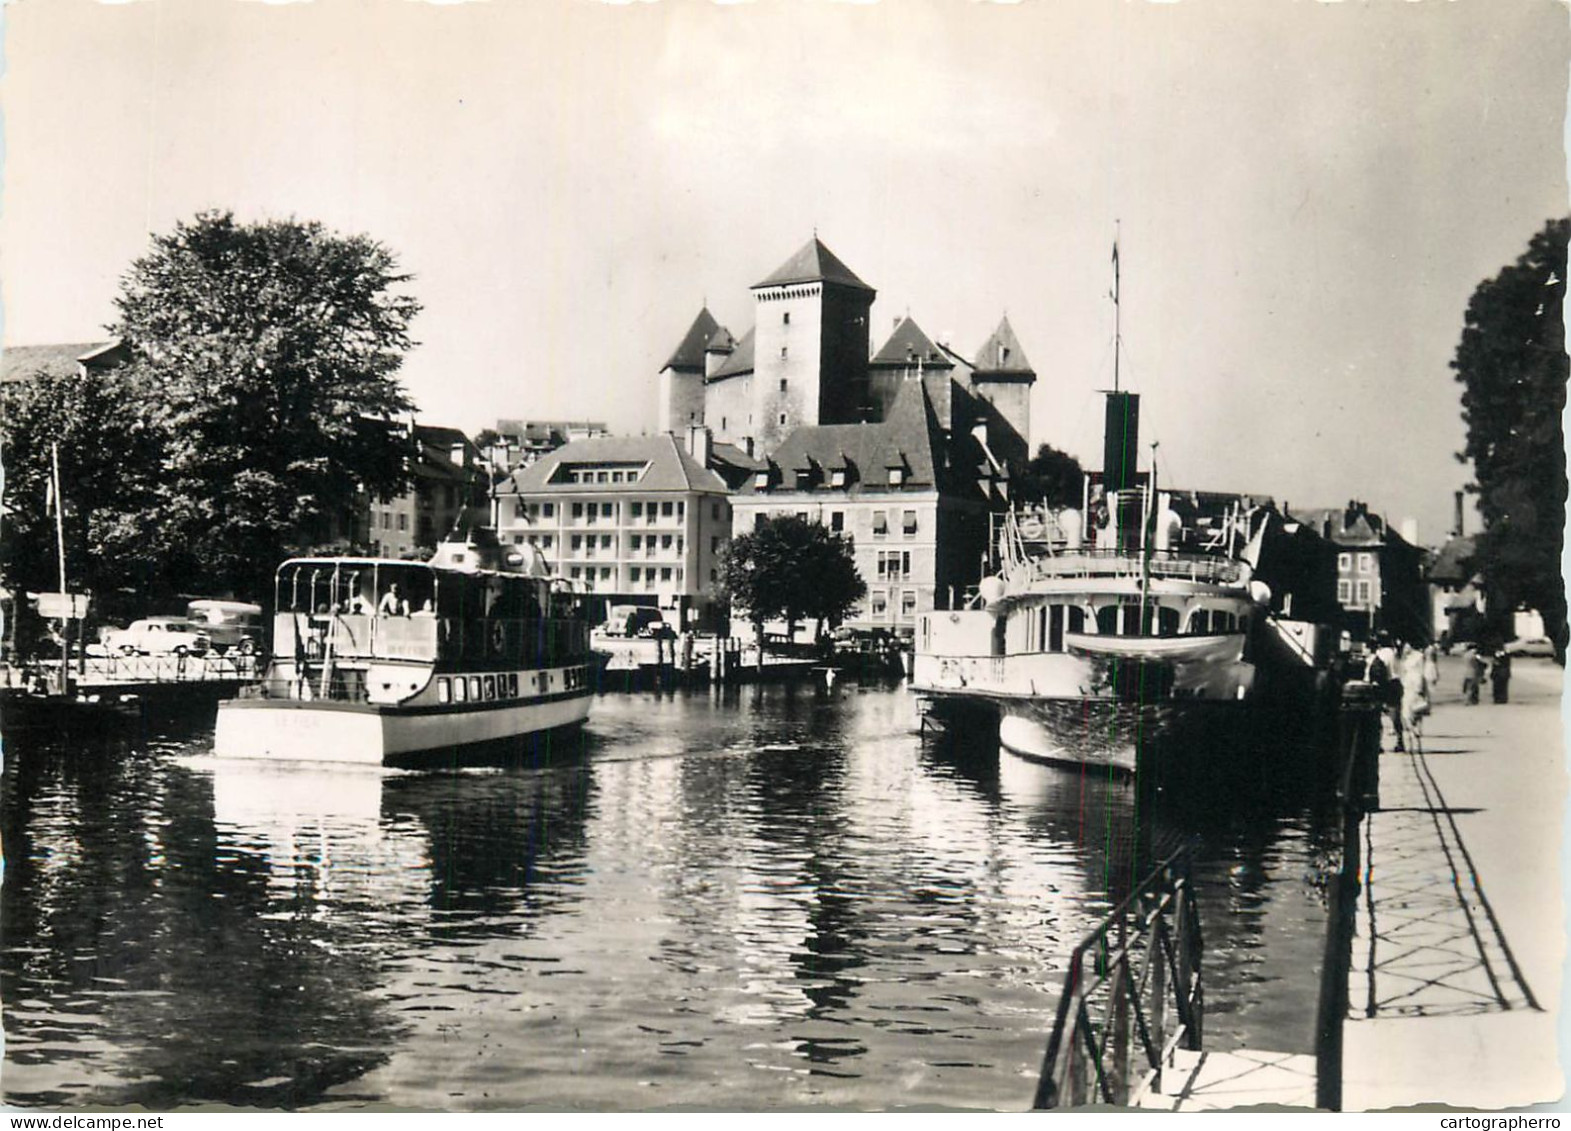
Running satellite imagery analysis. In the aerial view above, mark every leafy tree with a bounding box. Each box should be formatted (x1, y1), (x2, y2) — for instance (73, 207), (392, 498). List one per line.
(1016, 443), (1085, 509)
(1453, 217), (1569, 650)
(110, 211), (420, 599)
(718, 515), (866, 651)
(0, 361), (167, 598)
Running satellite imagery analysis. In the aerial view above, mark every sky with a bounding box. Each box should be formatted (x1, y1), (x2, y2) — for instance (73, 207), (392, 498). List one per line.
(1, 0), (1566, 546)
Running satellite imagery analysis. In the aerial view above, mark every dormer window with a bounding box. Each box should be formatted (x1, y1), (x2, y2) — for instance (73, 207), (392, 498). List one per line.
(830, 468), (847, 488)
(888, 466), (905, 486)
(754, 470), (770, 490)
(795, 466), (814, 490)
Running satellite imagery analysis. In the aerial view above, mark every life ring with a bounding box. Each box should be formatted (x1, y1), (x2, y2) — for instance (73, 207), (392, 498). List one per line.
(1019, 515), (1045, 540)
(491, 620), (507, 654)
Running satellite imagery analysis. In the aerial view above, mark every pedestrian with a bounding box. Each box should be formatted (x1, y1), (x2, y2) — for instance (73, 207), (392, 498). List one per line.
(1399, 643), (1431, 750)
(1423, 643), (1441, 690)
(1491, 649), (1512, 704)
(1462, 644), (1485, 705)
(378, 583), (409, 617)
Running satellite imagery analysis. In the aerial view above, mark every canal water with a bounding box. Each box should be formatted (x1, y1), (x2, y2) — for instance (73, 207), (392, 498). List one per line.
(2, 681), (1338, 1111)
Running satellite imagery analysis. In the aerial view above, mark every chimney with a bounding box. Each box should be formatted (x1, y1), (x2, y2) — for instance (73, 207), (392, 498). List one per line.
(686, 424), (712, 467)
(1454, 490), (1465, 537)
(1102, 392), (1140, 493)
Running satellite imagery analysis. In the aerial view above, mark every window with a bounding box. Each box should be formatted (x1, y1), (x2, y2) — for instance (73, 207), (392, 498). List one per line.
(631, 534), (641, 551)
(382, 512), (391, 529)
(601, 503), (613, 517)
(676, 536), (685, 552)
(903, 510), (918, 536)
(570, 566), (581, 579)
(872, 510), (888, 536)
(438, 678), (451, 704)
(830, 469), (846, 488)
(722, 417), (727, 430)
(779, 414), (787, 426)
(780, 378), (788, 392)
(783, 311), (790, 325)
(830, 511), (844, 532)
(596, 471), (609, 484)
(600, 567), (612, 580)
(632, 502), (643, 517)
(888, 467), (905, 486)
(631, 567), (641, 582)
(572, 502), (583, 518)
(796, 511), (808, 521)
(571, 534), (582, 551)
(398, 513), (408, 531)
(677, 501), (684, 517)
(1336, 580), (1352, 604)
(452, 677), (467, 703)
(661, 567), (672, 581)
(780, 347), (788, 359)
(515, 534), (527, 545)
(543, 503), (554, 518)
(514, 501), (527, 520)
(755, 471), (770, 489)
(1337, 552), (1351, 571)
(1356, 579), (1372, 605)
(871, 590), (888, 617)
(901, 591), (917, 618)
(1358, 553), (1373, 574)
(600, 535), (612, 548)
(711, 537), (721, 554)
(661, 535), (673, 550)
(541, 535), (553, 549)
(611, 471), (624, 483)
(755, 514), (766, 529)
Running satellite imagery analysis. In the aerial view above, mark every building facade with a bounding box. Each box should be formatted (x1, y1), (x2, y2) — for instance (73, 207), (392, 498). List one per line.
(1288, 501), (1428, 643)
(366, 424), (485, 560)
(492, 430), (733, 629)
(728, 380), (996, 634)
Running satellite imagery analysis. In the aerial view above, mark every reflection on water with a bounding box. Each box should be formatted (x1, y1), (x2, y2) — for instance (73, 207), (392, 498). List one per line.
(3, 682), (1336, 1110)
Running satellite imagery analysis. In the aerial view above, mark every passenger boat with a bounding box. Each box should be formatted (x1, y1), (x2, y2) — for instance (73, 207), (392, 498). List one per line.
(214, 535), (594, 768)
(911, 391), (1276, 774)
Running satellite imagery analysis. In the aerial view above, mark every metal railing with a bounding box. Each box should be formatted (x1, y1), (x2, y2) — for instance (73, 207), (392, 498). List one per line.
(1019, 550), (1245, 586)
(1032, 844), (1204, 1109)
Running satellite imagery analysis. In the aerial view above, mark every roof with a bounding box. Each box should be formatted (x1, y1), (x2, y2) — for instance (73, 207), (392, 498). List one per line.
(754, 237), (875, 293)
(972, 316), (1034, 377)
(870, 316), (954, 370)
(499, 433), (730, 496)
(705, 326), (736, 353)
(663, 307), (723, 372)
(1, 341), (124, 384)
(707, 326), (755, 382)
(1428, 535), (1479, 585)
(740, 379), (983, 501)
(1289, 506), (1389, 547)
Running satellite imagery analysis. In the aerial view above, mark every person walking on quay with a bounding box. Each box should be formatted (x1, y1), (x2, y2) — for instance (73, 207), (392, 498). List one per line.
(1398, 642), (1431, 752)
(1423, 643), (1441, 690)
(1491, 648), (1512, 704)
(1461, 643), (1487, 705)
(1365, 641), (1401, 751)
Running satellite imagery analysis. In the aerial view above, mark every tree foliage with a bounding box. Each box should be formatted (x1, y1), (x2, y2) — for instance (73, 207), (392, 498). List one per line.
(1016, 444), (1085, 509)
(717, 514), (866, 636)
(2, 212), (421, 604)
(1453, 217), (1569, 646)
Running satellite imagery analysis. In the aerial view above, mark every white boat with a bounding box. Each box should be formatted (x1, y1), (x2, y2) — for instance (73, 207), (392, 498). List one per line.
(911, 390), (1276, 774)
(214, 537), (594, 768)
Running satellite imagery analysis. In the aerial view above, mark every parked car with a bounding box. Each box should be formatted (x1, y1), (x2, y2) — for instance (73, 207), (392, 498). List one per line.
(185, 599), (264, 655)
(103, 617), (211, 657)
(604, 605), (665, 638)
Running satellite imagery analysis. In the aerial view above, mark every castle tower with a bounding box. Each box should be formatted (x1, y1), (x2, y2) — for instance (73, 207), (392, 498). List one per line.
(658, 307), (723, 434)
(966, 315), (1036, 465)
(748, 237), (876, 454)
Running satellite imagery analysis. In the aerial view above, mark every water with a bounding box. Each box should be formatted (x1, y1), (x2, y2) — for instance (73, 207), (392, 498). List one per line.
(2, 682), (1338, 1110)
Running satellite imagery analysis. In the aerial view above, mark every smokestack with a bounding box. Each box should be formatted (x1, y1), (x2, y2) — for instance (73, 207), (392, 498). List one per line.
(1454, 491), (1465, 537)
(1102, 392), (1140, 493)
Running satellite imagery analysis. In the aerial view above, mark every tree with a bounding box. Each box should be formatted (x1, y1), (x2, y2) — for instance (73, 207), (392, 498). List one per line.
(1016, 444), (1085, 509)
(717, 515), (866, 650)
(0, 361), (167, 599)
(1453, 217), (1569, 650)
(110, 211), (420, 599)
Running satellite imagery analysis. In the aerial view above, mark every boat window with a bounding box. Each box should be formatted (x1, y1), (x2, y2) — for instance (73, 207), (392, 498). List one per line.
(452, 677), (467, 703)
(1048, 605), (1064, 653)
(437, 678), (451, 704)
(1189, 609), (1209, 635)
(468, 676), (483, 701)
(1068, 607), (1086, 635)
(1157, 607), (1180, 637)
(509, 674), (520, 697)
(484, 675), (496, 700)
(1096, 605), (1119, 636)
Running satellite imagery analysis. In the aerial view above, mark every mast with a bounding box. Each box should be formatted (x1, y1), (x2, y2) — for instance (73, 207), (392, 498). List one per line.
(50, 443), (69, 692)
(1112, 222), (1122, 394)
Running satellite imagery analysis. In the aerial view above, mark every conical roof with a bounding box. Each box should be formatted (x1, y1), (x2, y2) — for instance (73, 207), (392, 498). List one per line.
(871, 315), (951, 368)
(663, 307), (723, 372)
(973, 315), (1034, 374)
(754, 237), (874, 293)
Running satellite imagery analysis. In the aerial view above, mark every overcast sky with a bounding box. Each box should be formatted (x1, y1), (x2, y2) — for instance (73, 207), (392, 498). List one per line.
(2, 0), (1565, 543)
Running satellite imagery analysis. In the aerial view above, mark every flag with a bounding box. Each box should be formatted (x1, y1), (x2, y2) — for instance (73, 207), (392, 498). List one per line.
(1110, 239), (1120, 302)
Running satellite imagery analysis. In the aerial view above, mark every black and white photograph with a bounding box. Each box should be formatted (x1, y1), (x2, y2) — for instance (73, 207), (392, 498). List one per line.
(0, 0), (1566, 1115)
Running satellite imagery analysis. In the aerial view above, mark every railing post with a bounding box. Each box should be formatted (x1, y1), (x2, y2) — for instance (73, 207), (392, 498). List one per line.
(1149, 911), (1167, 1091)
(1111, 942), (1130, 1105)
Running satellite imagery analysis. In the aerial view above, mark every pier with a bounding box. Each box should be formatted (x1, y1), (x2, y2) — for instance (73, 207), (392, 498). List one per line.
(1033, 653), (1564, 1111)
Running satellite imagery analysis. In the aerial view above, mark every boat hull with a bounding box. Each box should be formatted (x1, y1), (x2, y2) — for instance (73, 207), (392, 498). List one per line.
(214, 690), (593, 769)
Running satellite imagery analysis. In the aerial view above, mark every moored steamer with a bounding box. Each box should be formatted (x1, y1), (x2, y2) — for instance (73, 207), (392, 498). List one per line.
(214, 537), (593, 768)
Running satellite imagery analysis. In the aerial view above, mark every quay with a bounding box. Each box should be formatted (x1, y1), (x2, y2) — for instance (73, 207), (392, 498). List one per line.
(1035, 653), (1565, 1111)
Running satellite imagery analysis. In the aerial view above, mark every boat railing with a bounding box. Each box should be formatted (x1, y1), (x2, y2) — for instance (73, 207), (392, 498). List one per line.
(1017, 549), (1245, 586)
(1032, 843), (1204, 1109)
(245, 672), (371, 704)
